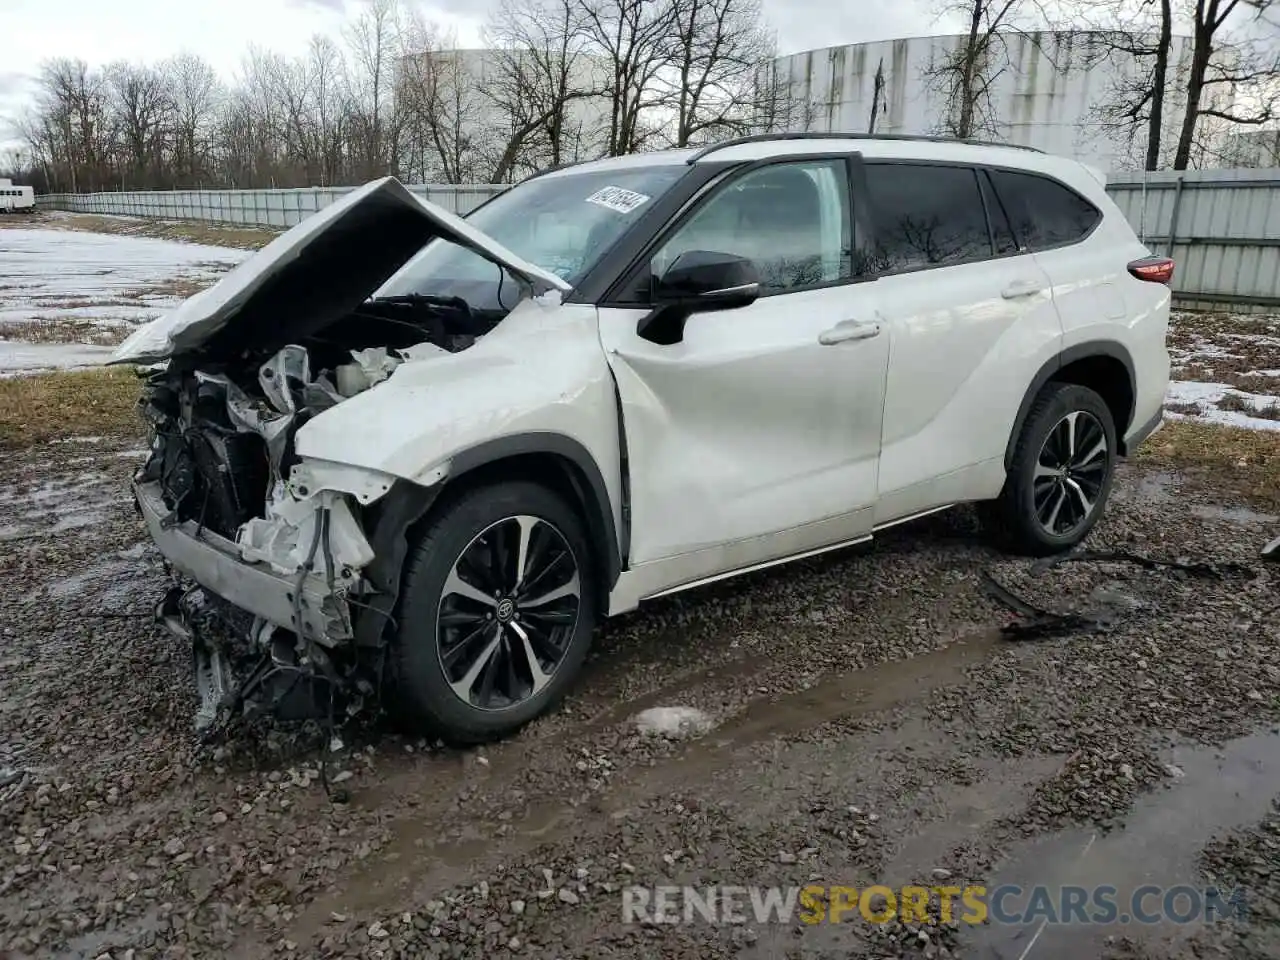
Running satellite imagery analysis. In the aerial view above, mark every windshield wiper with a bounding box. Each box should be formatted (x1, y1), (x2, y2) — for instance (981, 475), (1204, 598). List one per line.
(366, 293), (469, 311)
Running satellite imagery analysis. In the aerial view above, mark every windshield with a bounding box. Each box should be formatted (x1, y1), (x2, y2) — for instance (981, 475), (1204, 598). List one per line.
(375, 165), (688, 310)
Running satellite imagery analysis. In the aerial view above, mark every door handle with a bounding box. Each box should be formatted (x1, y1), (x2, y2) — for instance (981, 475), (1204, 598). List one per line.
(818, 320), (882, 345)
(1002, 279), (1043, 299)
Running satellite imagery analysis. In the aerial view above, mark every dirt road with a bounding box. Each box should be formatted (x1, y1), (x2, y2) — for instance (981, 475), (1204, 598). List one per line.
(2, 431), (1278, 960)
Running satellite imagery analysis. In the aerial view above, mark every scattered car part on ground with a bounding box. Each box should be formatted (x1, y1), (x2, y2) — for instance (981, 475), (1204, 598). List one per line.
(983, 548), (1258, 639)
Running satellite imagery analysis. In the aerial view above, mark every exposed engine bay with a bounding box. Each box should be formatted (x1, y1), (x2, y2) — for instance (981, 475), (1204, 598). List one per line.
(138, 294), (500, 736)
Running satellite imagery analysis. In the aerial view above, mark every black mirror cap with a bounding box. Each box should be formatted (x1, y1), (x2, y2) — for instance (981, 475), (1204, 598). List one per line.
(654, 250), (761, 309)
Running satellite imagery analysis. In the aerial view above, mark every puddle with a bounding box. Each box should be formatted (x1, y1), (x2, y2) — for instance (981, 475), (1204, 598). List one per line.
(43, 556), (158, 604)
(960, 729), (1280, 958)
(50, 509), (110, 533)
(279, 630), (1004, 947)
(1191, 503), (1279, 525)
(1113, 469), (1178, 505)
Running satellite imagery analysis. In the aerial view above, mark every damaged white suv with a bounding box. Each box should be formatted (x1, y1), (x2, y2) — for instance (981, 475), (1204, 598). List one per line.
(114, 133), (1171, 742)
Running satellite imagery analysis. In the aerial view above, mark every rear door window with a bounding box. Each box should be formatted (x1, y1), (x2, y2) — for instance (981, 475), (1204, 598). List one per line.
(862, 163), (992, 273)
(987, 169), (1101, 250)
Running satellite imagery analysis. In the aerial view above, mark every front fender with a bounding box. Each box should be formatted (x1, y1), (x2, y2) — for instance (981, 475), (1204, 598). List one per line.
(292, 299), (623, 542)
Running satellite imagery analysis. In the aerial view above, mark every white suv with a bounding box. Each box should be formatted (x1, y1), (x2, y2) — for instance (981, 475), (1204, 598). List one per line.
(114, 133), (1172, 742)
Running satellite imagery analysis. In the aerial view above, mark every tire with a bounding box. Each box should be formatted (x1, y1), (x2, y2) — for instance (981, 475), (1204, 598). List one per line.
(393, 480), (598, 743)
(982, 381), (1118, 556)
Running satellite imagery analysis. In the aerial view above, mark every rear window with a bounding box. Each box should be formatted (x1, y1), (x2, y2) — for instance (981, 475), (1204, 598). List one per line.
(987, 169), (1100, 250)
(863, 163), (992, 273)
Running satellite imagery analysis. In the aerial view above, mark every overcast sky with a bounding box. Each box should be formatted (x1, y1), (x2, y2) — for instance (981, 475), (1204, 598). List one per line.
(0, 0), (958, 152)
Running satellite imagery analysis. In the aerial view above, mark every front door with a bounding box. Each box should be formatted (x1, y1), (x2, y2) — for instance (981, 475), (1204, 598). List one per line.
(597, 155), (889, 570)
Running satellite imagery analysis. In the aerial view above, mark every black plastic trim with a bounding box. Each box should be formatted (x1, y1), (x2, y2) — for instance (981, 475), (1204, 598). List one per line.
(354, 480), (442, 648)
(1004, 341), (1137, 469)
(1124, 407), (1164, 455)
(685, 131), (1044, 163)
(447, 432), (623, 590)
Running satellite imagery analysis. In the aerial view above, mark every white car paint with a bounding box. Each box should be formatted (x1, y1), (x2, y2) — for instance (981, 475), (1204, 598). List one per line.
(292, 296), (627, 542)
(127, 137), (1170, 626)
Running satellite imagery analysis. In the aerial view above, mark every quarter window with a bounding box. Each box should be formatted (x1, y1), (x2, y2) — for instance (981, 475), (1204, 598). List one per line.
(651, 158), (853, 295)
(863, 163), (992, 273)
(987, 169), (1100, 250)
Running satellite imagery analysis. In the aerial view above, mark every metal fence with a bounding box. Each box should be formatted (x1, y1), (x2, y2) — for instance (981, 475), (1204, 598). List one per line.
(38, 184), (507, 226)
(1106, 169), (1280, 313)
(38, 168), (1280, 311)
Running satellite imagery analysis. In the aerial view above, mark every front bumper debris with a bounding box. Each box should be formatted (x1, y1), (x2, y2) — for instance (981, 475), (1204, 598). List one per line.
(135, 478), (348, 643)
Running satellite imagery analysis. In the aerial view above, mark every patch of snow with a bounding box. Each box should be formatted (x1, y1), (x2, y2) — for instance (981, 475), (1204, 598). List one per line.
(634, 706), (716, 740)
(0, 340), (117, 374)
(1165, 380), (1280, 432)
(1169, 338), (1243, 364)
(0, 227), (246, 368)
(1239, 369), (1280, 378)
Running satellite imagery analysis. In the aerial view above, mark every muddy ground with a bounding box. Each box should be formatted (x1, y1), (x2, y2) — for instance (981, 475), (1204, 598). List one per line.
(1, 432), (1279, 960)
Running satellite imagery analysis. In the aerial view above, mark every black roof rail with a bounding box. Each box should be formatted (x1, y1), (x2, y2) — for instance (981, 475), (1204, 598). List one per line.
(684, 131), (1045, 163)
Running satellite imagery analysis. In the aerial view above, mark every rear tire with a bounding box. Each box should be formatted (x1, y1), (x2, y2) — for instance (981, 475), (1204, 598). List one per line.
(393, 480), (598, 744)
(982, 381), (1117, 556)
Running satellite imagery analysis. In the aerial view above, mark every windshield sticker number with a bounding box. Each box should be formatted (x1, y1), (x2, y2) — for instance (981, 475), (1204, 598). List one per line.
(585, 186), (651, 215)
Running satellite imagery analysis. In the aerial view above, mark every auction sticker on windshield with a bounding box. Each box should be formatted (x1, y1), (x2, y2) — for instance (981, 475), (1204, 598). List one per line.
(585, 186), (651, 214)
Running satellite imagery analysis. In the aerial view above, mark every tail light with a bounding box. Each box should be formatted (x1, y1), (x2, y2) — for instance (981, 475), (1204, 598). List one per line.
(1128, 256), (1175, 285)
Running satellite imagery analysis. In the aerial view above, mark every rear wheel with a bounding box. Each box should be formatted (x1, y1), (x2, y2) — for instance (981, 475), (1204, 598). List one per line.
(983, 381), (1117, 555)
(393, 481), (597, 743)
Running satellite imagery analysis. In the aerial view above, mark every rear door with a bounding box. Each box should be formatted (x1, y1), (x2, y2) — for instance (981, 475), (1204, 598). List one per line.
(854, 161), (1065, 521)
(597, 155), (889, 568)
(986, 167), (1126, 334)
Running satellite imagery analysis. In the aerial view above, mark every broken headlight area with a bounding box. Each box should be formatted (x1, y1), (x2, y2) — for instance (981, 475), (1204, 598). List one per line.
(136, 296), (476, 734)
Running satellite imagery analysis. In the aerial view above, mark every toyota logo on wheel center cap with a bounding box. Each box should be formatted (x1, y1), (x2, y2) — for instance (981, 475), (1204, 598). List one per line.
(496, 598), (516, 623)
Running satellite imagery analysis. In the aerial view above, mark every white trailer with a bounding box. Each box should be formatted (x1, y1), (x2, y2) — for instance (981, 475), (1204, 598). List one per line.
(0, 178), (35, 213)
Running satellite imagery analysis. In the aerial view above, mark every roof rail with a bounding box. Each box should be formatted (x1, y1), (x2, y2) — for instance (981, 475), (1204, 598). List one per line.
(685, 131), (1045, 163)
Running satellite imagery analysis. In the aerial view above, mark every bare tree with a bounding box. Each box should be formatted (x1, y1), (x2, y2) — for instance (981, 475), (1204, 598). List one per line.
(397, 19), (487, 183)
(483, 0), (602, 182)
(166, 54), (223, 185)
(345, 0), (402, 179)
(868, 56), (888, 133)
(663, 0), (776, 146)
(924, 0), (1051, 140)
(1172, 0), (1279, 169)
(1075, 0), (1174, 170)
(577, 0), (678, 155)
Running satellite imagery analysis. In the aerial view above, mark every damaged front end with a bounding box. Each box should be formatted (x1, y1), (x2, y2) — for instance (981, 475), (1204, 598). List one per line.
(136, 341), (439, 735)
(120, 177), (572, 736)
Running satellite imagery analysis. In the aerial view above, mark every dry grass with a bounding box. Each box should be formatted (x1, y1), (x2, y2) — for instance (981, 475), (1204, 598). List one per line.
(1217, 393), (1280, 421)
(0, 318), (127, 346)
(7, 211), (277, 251)
(0, 367), (145, 449)
(1136, 419), (1280, 506)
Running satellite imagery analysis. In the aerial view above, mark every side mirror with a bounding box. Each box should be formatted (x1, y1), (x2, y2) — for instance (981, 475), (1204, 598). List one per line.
(639, 250), (761, 344)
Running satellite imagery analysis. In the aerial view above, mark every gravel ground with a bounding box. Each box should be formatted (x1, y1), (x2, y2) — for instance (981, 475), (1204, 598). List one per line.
(1, 430), (1278, 960)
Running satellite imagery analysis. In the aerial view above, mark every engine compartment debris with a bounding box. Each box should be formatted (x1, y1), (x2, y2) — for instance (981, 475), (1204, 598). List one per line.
(138, 291), (504, 736)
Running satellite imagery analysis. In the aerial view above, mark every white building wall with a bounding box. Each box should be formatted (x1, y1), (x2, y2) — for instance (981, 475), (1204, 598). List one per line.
(771, 33), (1236, 172)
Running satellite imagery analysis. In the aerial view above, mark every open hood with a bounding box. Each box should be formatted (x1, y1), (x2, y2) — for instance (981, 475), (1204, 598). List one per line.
(110, 177), (571, 365)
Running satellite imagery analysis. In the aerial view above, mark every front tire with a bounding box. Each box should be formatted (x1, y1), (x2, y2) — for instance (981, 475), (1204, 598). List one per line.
(393, 481), (598, 743)
(983, 381), (1118, 555)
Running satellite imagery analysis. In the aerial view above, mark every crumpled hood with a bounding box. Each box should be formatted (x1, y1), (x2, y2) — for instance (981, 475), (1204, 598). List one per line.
(110, 177), (571, 365)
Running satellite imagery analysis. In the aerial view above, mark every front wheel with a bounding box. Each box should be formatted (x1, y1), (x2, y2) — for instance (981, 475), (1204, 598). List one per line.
(982, 381), (1118, 555)
(393, 481), (598, 743)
